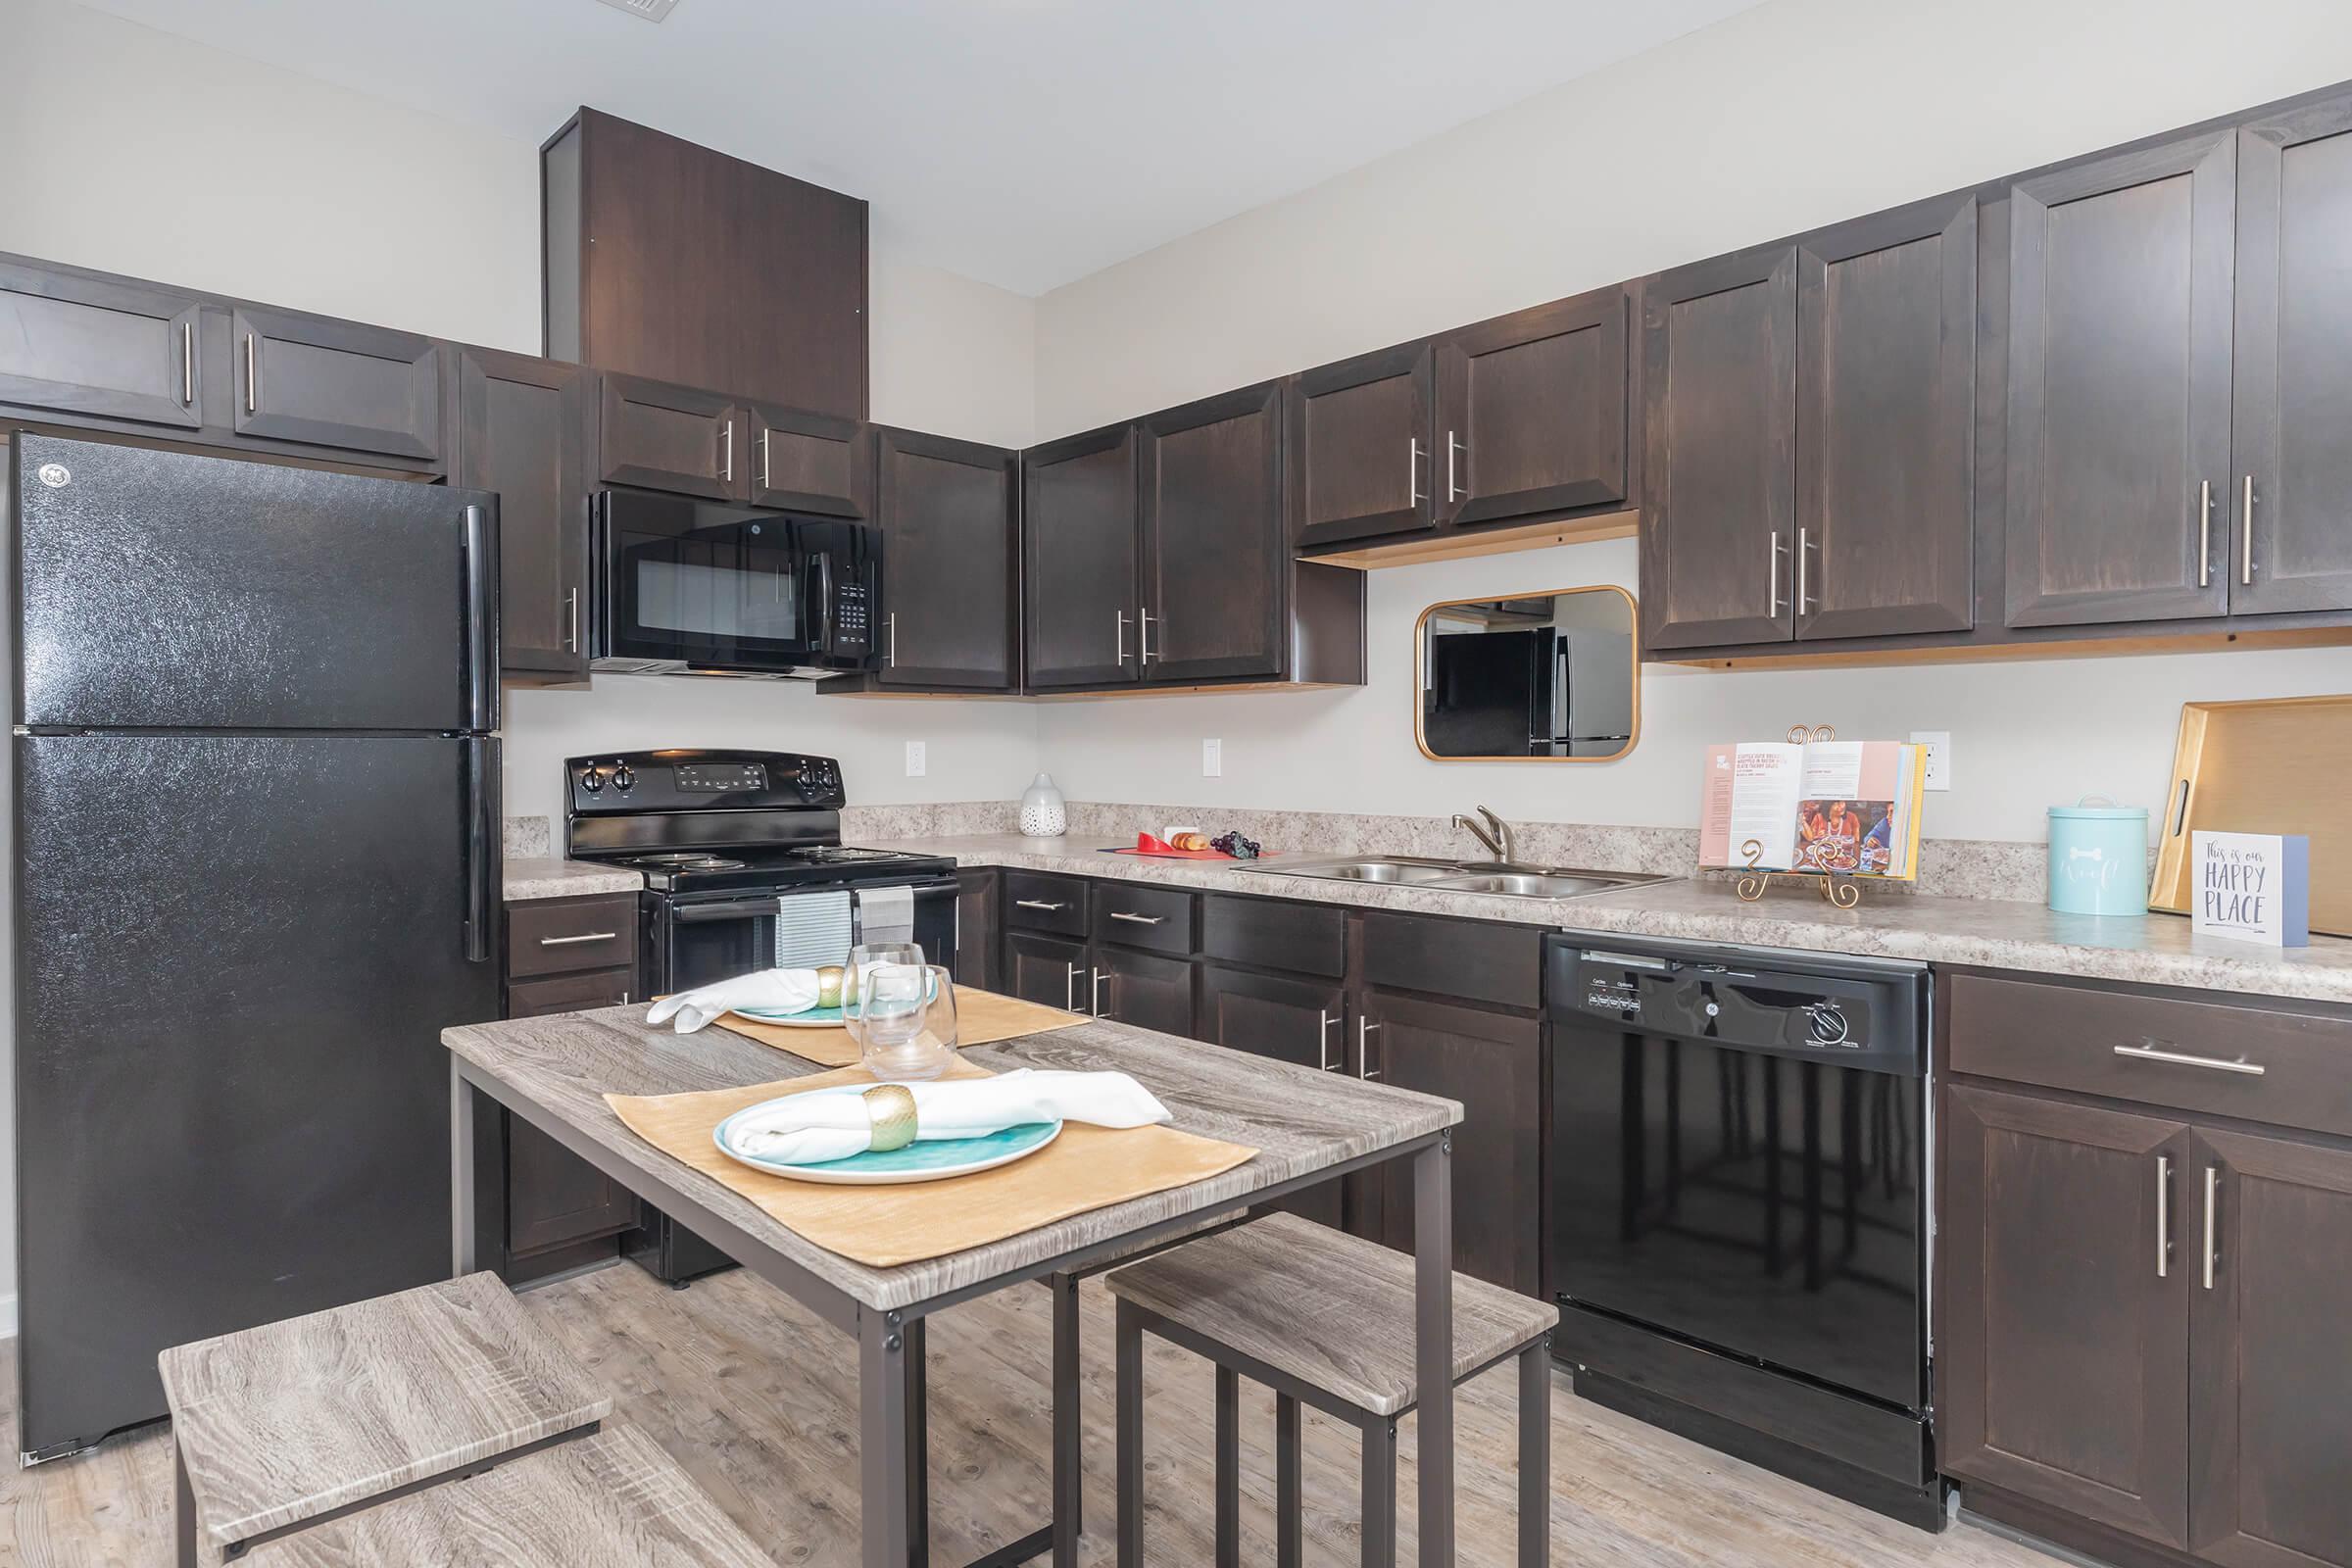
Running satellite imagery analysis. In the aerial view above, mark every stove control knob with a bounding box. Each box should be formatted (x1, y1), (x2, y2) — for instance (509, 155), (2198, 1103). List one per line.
(612, 763), (635, 792)
(579, 766), (604, 794)
(1806, 1004), (1851, 1046)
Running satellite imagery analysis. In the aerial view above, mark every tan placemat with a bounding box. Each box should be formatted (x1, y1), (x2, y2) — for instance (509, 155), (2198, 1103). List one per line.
(710, 985), (1088, 1069)
(604, 1063), (1258, 1269)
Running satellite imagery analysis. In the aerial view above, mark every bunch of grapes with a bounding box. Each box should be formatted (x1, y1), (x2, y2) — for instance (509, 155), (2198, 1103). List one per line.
(1210, 830), (1261, 859)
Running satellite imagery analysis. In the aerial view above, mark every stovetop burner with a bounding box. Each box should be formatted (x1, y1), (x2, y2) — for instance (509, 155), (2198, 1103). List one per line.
(623, 852), (749, 870)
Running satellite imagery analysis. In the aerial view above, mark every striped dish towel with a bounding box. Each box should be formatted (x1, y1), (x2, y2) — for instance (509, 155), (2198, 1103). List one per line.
(775, 890), (853, 969)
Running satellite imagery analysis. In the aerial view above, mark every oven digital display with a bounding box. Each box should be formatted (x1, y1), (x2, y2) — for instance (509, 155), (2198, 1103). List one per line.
(673, 762), (766, 793)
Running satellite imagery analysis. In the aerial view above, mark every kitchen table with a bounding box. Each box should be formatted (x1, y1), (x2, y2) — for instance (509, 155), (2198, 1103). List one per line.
(442, 1005), (1466, 1567)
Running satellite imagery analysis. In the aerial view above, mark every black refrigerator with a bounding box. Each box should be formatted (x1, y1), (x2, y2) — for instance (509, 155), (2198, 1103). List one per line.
(9, 433), (503, 1462)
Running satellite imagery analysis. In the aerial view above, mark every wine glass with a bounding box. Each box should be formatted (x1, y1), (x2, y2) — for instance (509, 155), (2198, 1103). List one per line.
(843, 941), (924, 1042)
(858, 963), (957, 1082)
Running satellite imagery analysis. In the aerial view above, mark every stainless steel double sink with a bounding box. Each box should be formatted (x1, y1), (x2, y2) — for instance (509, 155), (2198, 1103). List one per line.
(1236, 855), (1675, 901)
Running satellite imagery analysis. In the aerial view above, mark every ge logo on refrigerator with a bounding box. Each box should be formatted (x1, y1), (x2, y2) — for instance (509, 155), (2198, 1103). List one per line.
(35, 463), (70, 489)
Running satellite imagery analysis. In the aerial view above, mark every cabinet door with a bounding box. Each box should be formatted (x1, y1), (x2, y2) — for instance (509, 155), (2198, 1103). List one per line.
(502, 965), (638, 1262)
(457, 349), (590, 680)
(2004, 132), (2235, 627)
(1435, 286), (1632, 530)
(876, 427), (1017, 690)
(1941, 1085), (2191, 1548)
(231, 306), (441, 463)
(1638, 245), (1798, 649)
(1794, 196), (1977, 639)
(748, 404), (873, 517)
(1006, 931), (1088, 1013)
(597, 371), (740, 500)
(1290, 341), (1434, 548)
(1023, 424), (1140, 689)
(2188, 1127), (2352, 1568)
(1198, 963), (1348, 1228)
(955, 869), (1002, 993)
(2231, 95), (2352, 616)
(0, 261), (202, 430)
(1091, 946), (1193, 1038)
(1140, 383), (1285, 683)
(1363, 993), (1544, 1297)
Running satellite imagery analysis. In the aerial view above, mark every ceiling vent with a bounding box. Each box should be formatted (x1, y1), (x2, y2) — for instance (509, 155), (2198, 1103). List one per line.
(593, 0), (680, 21)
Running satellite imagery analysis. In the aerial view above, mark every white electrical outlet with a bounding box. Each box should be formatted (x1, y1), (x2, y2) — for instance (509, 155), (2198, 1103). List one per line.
(905, 740), (927, 778)
(1910, 730), (1951, 792)
(1202, 738), (1222, 778)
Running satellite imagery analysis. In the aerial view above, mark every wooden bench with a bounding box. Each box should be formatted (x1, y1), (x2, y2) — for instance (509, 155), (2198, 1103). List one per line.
(1105, 1212), (1557, 1568)
(239, 1426), (773, 1566)
(159, 1272), (610, 1565)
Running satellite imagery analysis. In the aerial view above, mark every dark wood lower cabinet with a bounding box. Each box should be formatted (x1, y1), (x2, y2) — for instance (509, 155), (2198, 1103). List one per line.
(1091, 945), (1193, 1038)
(955, 869), (1001, 992)
(1006, 930), (1087, 1012)
(1198, 962), (1349, 1230)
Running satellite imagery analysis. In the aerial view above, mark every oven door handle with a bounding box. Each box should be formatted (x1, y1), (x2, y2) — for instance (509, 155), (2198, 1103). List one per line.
(673, 897), (788, 923)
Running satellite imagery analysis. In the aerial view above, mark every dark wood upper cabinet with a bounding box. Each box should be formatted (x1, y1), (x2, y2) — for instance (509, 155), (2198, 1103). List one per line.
(1140, 382), (1285, 683)
(747, 404), (871, 517)
(0, 260), (202, 431)
(595, 371), (739, 500)
(1794, 195), (1978, 640)
(1289, 341), (1434, 548)
(2186, 1126), (2352, 1568)
(1434, 286), (1632, 530)
(230, 306), (441, 463)
(1023, 423), (1140, 689)
(455, 348), (590, 680)
(2004, 131), (2236, 628)
(543, 108), (866, 420)
(874, 426), (1017, 690)
(2231, 94), (2352, 618)
(1940, 1084), (2191, 1549)
(1638, 245), (1798, 650)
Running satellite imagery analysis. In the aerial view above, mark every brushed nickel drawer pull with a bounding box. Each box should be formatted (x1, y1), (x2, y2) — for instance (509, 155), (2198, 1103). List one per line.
(2202, 1164), (2220, 1291)
(1107, 910), (1164, 925)
(1014, 899), (1068, 912)
(538, 931), (618, 946)
(2156, 1153), (2172, 1279)
(2114, 1040), (2265, 1076)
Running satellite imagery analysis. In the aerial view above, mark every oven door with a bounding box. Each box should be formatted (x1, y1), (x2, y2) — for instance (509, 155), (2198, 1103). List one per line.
(593, 490), (880, 674)
(1552, 1023), (1926, 1411)
(652, 879), (959, 994)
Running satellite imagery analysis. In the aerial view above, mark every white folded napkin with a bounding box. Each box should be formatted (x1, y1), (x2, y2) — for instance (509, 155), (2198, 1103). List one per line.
(726, 1069), (1171, 1165)
(647, 968), (822, 1034)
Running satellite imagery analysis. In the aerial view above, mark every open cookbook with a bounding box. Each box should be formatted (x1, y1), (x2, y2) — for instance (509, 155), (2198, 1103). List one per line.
(1699, 740), (1928, 879)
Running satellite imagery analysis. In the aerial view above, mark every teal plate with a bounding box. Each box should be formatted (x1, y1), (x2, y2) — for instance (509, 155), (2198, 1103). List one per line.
(732, 1002), (849, 1027)
(712, 1087), (1061, 1185)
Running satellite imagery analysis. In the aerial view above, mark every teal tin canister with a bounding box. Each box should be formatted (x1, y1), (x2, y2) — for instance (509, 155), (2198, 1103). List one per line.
(2047, 796), (2151, 916)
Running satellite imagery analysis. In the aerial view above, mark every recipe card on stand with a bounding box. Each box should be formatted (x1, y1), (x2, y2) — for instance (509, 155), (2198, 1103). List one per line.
(1701, 739), (1926, 878)
(2191, 830), (2310, 947)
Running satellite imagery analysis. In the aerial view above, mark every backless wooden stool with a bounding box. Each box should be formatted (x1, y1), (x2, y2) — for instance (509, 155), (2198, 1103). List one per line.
(1104, 1212), (1556, 1568)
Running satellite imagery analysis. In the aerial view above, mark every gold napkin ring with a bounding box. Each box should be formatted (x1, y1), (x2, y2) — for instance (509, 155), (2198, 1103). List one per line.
(862, 1084), (918, 1152)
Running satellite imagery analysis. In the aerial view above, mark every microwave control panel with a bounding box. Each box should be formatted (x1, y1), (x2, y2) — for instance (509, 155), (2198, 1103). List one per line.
(831, 580), (871, 652)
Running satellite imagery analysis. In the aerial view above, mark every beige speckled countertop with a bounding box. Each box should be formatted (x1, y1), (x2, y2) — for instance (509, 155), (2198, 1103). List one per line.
(503, 857), (646, 901)
(880, 833), (2352, 1006)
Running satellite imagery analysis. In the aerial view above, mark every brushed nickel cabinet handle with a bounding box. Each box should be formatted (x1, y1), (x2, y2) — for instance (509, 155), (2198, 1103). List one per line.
(622, 992), (631, 1005)
(1768, 530), (1786, 616)
(1139, 608), (1156, 664)
(2114, 1040), (2264, 1076)
(1318, 1010), (1339, 1072)
(564, 589), (579, 654)
(1064, 962), (1077, 1013)
(1115, 610), (1131, 665)
(887, 612), (897, 668)
(1358, 1016), (1381, 1081)
(721, 419), (734, 484)
(1797, 526), (1814, 612)
(2242, 474), (2256, 585)
(1408, 437), (1426, 507)
(1446, 430), (1464, 502)
(1107, 910), (1163, 925)
(2156, 1153), (2172, 1279)
(538, 931), (617, 947)
(1014, 898), (1068, 912)
(1091, 967), (1108, 1019)
(760, 426), (771, 490)
(244, 332), (257, 414)
(2203, 1163), (2220, 1291)
(181, 321), (194, 406)
(2197, 480), (2213, 588)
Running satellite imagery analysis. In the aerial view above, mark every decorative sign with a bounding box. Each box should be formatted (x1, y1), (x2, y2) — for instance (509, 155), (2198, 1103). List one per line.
(2191, 831), (2310, 948)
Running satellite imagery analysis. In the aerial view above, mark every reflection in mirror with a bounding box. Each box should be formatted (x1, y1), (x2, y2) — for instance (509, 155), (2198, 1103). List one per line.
(1417, 586), (1639, 761)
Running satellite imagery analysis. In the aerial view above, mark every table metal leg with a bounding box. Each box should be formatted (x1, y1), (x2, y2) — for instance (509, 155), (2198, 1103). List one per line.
(1276, 1393), (1302, 1568)
(906, 1315), (930, 1565)
(1414, 1134), (1454, 1568)
(859, 1306), (913, 1568)
(1362, 1415), (1398, 1568)
(1051, 1272), (1083, 1567)
(1215, 1365), (1240, 1567)
(1116, 1300), (1145, 1568)
(450, 1060), (476, 1278)
(1518, 1337), (1550, 1568)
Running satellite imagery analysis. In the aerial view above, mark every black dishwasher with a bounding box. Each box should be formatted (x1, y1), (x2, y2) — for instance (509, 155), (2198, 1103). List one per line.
(1546, 934), (1940, 1528)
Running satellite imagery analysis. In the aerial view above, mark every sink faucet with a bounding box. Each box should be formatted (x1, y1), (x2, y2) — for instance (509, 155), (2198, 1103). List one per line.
(1451, 805), (1516, 864)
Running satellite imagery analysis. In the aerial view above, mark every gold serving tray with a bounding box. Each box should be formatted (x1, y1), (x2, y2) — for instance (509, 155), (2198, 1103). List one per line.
(2149, 694), (2352, 937)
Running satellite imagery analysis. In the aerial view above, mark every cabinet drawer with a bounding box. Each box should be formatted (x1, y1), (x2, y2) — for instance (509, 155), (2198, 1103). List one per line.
(1004, 871), (1088, 936)
(1357, 911), (1543, 1012)
(1090, 883), (1198, 956)
(506, 966), (635, 1016)
(508, 894), (639, 979)
(1947, 972), (2352, 1140)
(1201, 894), (1346, 978)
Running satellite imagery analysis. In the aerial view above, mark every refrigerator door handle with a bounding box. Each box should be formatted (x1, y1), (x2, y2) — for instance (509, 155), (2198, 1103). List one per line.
(462, 503), (500, 732)
(463, 736), (499, 963)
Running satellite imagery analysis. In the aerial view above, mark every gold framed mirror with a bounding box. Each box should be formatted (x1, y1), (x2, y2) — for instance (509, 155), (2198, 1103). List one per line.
(1415, 585), (1639, 761)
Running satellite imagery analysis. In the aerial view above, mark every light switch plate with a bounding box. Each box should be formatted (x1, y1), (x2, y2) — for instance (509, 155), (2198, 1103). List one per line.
(1202, 738), (1222, 778)
(1910, 730), (1951, 791)
(905, 740), (927, 778)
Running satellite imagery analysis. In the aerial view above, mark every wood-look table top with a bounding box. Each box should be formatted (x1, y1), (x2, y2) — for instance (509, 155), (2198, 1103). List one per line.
(442, 1006), (1461, 1314)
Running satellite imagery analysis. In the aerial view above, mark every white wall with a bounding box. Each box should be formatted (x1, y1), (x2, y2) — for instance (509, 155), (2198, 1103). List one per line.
(1029, 0), (2352, 844)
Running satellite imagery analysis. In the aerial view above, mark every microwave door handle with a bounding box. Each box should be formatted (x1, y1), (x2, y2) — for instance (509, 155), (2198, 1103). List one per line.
(812, 550), (835, 652)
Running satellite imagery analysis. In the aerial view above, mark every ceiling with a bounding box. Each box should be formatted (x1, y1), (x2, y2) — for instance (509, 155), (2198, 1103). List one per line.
(80, 0), (1768, 295)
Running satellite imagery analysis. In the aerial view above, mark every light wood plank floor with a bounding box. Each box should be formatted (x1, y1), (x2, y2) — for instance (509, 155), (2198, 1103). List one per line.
(3, 1259), (2066, 1566)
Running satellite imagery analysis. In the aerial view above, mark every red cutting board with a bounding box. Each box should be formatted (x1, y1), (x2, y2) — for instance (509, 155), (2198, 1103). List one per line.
(1102, 846), (1243, 860)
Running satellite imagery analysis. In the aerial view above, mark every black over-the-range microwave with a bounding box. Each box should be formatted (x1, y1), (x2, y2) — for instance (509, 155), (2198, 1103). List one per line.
(590, 488), (883, 678)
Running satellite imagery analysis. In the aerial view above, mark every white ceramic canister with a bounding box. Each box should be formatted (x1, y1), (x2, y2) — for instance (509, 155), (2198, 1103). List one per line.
(1018, 772), (1067, 837)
